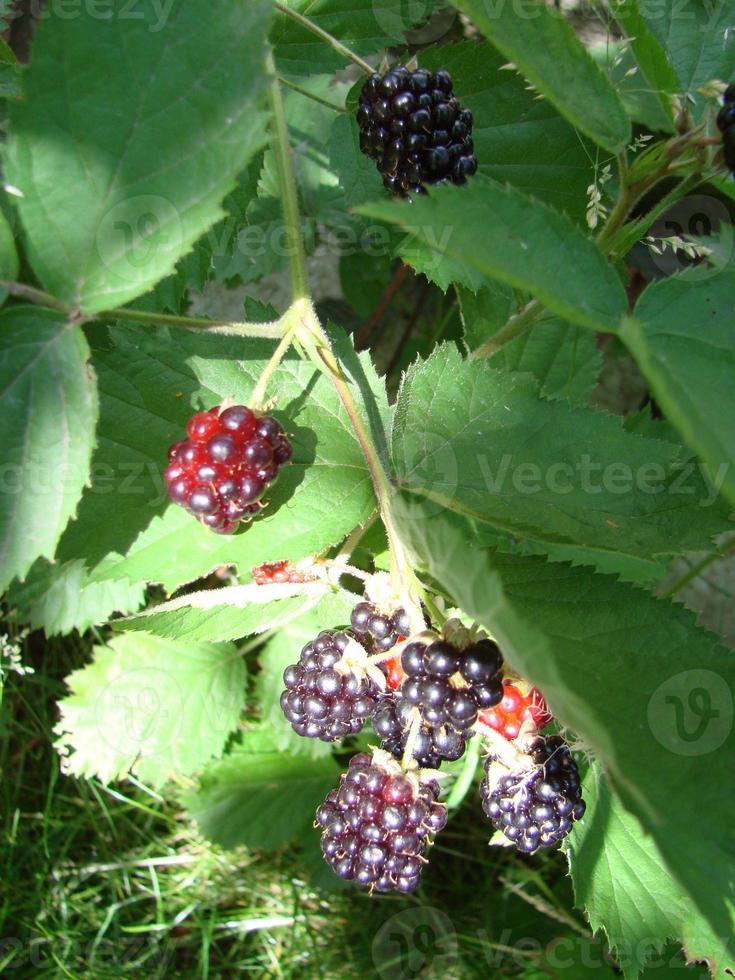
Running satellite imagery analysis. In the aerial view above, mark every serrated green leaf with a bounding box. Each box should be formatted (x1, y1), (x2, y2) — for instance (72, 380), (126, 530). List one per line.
(392, 346), (731, 574)
(392, 496), (735, 958)
(621, 275), (735, 508)
(639, 0), (735, 115)
(459, 288), (601, 403)
(454, 0), (630, 153)
(6, 558), (145, 636)
(186, 728), (340, 849)
(117, 582), (343, 643)
(359, 177), (627, 329)
(420, 41), (600, 222)
(52, 325), (375, 592)
(0, 307), (98, 593)
(567, 762), (733, 978)
(589, 39), (675, 134)
(5, 0), (272, 314)
(329, 112), (384, 209)
(0, 204), (18, 303)
(272, 0), (445, 76)
(55, 632), (246, 786)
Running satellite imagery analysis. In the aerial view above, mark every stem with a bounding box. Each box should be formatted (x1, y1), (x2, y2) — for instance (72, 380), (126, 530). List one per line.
(273, 2), (374, 74)
(470, 299), (543, 361)
(659, 534), (735, 600)
(1, 281), (68, 311)
(279, 75), (348, 113)
(421, 590), (446, 629)
(401, 708), (423, 770)
(249, 328), (295, 409)
(267, 53), (309, 301)
(336, 510), (378, 562)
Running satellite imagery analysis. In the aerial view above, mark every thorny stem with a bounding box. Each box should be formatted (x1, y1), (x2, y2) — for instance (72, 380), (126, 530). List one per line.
(273, 2), (374, 75)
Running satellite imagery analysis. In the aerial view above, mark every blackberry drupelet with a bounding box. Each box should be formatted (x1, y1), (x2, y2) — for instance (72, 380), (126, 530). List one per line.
(479, 682), (551, 741)
(316, 751), (447, 891)
(357, 66), (478, 197)
(350, 601), (411, 652)
(165, 406), (292, 533)
(716, 83), (735, 174)
(280, 630), (378, 741)
(375, 636), (504, 766)
(481, 735), (586, 853)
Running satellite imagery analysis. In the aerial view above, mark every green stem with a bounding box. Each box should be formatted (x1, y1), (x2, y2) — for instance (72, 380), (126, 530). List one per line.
(421, 590), (446, 629)
(336, 510), (378, 562)
(659, 534), (735, 600)
(470, 299), (543, 361)
(267, 53), (309, 301)
(279, 76), (348, 114)
(249, 327), (296, 409)
(1, 281), (68, 312)
(273, 2), (374, 74)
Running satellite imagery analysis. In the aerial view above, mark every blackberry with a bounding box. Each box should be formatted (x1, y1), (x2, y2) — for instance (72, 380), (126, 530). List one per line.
(165, 406), (292, 533)
(280, 631), (378, 741)
(357, 66), (478, 197)
(252, 560), (316, 585)
(315, 751), (447, 891)
(350, 601), (411, 653)
(375, 636), (504, 766)
(481, 735), (586, 853)
(717, 84), (735, 173)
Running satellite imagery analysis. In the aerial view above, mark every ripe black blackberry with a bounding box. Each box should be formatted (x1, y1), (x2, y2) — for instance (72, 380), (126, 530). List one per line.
(357, 66), (477, 197)
(165, 406), (292, 533)
(716, 83), (735, 174)
(481, 735), (586, 853)
(280, 631), (378, 741)
(374, 636), (504, 766)
(315, 751), (447, 892)
(350, 601), (411, 653)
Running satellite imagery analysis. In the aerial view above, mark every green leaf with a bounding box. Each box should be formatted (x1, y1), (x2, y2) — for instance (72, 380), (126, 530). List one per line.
(186, 728), (339, 849)
(567, 762), (733, 978)
(272, 0), (445, 76)
(117, 582), (352, 643)
(5, 0), (272, 314)
(392, 346), (731, 574)
(610, 0), (679, 111)
(55, 632), (246, 786)
(359, 177), (628, 330)
(589, 39), (675, 134)
(0, 307), (98, 593)
(6, 558), (145, 636)
(454, 0), (630, 153)
(621, 275), (735, 508)
(53, 325), (375, 593)
(0, 204), (18, 303)
(329, 112), (384, 209)
(419, 41), (600, 222)
(459, 288), (601, 403)
(638, 0), (735, 114)
(392, 496), (735, 955)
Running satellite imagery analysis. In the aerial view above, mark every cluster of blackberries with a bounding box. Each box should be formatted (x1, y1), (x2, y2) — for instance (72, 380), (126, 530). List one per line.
(165, 406), (292, 534)
(357, 66), (477, 197)
(350, 601), (410, 652)
(280, 631), (378, 741)
(374, 637), (504, 767)
(717, 83), (735, 174)
(316, 752), (446, 893)
(481, 735), (586, 853)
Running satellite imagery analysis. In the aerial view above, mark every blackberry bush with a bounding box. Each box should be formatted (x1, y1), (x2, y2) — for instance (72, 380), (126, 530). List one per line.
(315, 751), (447, 892)
(164, 406), (292, 533)
(481, 735), (586, 853)
(357, 66), (477, 197)
(280, 630), (379, 741)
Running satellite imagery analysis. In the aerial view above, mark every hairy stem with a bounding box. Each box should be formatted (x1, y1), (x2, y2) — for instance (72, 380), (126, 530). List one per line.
(279, 75), (348, 113)
(273, 2), (373, 74)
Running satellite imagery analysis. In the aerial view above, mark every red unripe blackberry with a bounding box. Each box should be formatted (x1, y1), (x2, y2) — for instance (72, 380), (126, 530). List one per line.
(252, 560), (317, 586)
(164, 405), (292, 533)
(280, 631), (378, 741)
(479, 682), (551, 741)
(481, 735), (585, 853)
(316, 751), (446, 891)
(357, 66), (478, 197)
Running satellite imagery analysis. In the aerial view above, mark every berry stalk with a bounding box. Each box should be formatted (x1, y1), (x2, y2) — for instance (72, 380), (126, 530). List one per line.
(273, 2), (374, 75)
